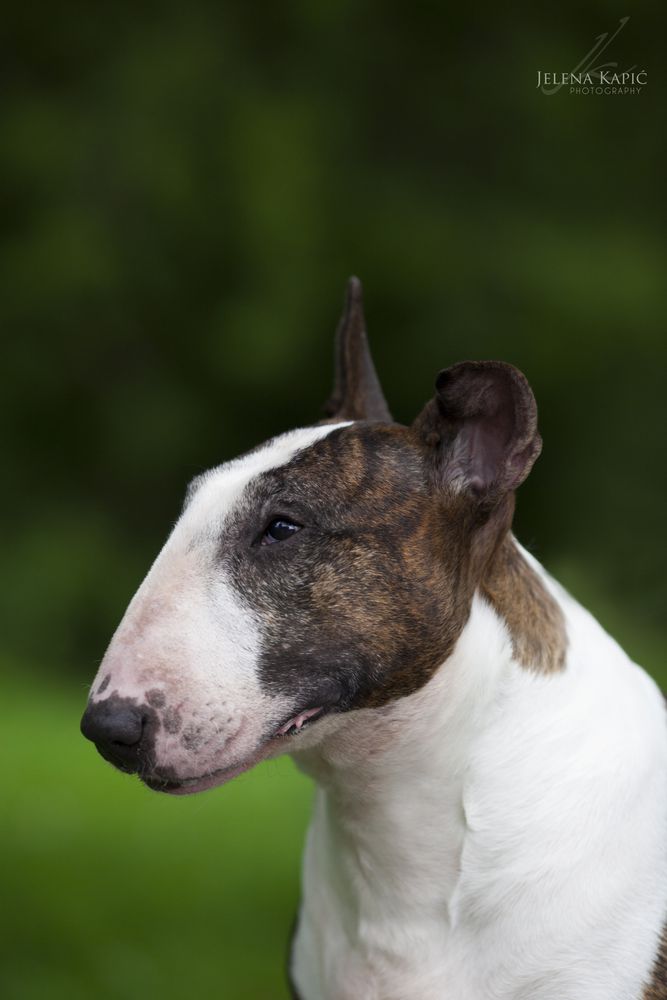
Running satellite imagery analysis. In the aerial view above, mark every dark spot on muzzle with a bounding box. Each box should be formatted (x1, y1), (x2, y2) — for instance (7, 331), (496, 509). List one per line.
(96, 674), (111, 695)
(80, 694), (159, 775)
(163, 707), (182, 734)
(145, 688), (166, 709)
(181, 724), (205, 751)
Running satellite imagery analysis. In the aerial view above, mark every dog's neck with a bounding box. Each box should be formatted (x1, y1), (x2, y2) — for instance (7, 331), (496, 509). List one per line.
(292, 590), (512, 934)
(292, 536), (560, 870)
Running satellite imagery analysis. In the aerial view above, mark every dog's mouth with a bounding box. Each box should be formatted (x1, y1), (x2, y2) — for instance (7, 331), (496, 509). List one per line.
(142, 704), (330, 796)
(274, 704), (327, 737)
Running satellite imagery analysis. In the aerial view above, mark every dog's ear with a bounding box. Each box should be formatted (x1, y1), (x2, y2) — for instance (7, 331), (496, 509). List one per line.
(323, 277), (392, 422)
(412, 361), (541, 505)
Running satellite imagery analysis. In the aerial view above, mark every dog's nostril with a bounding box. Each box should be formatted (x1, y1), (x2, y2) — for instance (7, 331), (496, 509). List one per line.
(109, 713), (147, 747)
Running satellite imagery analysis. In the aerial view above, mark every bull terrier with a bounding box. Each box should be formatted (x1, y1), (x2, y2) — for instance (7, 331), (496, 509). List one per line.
(81, 278), (667, 1000)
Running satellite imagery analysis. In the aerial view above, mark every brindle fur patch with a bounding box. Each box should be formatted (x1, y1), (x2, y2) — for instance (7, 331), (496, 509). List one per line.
(220, 421), (557, 715)
(644, 926), (667, 999)
(223, 423), (471, 712)
(481, 536), (568, 673)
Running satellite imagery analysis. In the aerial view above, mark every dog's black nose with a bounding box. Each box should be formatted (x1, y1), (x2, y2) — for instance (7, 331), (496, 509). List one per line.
(80, 697), (145, 772)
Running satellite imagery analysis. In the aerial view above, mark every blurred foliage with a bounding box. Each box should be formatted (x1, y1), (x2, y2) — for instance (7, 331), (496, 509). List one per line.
(1, 2), (665, 997)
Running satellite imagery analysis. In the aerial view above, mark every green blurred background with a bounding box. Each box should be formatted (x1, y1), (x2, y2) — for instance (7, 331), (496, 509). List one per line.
(2, 3), (665, 998)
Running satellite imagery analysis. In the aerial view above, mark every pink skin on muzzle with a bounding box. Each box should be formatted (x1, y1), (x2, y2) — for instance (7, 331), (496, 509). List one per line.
(151, 704), (325, 795)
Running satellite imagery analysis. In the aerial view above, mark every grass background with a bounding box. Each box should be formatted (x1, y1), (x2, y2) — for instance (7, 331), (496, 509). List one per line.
(2, 2), (664, 997)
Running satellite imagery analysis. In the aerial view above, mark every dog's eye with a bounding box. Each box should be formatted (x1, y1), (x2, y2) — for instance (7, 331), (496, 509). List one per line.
(261, 518), (302, 545)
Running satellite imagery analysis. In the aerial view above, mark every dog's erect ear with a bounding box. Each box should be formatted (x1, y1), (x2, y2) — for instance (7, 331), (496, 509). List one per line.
(412, 361), (541, 504)
(323, 277), (392, 422)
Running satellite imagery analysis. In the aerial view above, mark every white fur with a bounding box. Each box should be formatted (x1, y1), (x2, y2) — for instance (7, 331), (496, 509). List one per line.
(291, 553), (667, 1000)
(89, 423), (349, 780)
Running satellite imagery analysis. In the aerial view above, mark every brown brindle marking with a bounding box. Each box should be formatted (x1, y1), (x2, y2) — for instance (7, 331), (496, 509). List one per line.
(225, 416), (562, 715)
(644, 926), (667, 999)
(229, 424), (474, 712)
(481, 536), (568, 673)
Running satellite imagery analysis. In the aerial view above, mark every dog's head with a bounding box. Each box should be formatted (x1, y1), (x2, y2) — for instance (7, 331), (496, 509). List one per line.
(81, 279), (541, 794)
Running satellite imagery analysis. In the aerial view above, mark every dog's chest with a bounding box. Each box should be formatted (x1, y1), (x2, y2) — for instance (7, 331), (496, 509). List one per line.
(291, 864), (461, 1000)
(290, 733), (471, 998)
(291, 862), (651, 1000)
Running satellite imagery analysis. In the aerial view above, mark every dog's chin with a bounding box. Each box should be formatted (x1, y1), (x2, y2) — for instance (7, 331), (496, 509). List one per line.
(141, 706), (331, 796)
(142, 754), (269, 795)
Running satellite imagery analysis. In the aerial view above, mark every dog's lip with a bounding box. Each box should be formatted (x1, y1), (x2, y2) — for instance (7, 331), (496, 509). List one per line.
(142, 704), (331, 796)
(274, 704), (326, 736)
(142, 756), (264, 795)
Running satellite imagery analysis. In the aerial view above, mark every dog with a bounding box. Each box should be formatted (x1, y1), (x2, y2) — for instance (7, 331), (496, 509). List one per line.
(81, 278), (667, 999)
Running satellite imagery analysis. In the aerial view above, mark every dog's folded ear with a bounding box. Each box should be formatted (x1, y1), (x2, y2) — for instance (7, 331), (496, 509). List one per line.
(323, 277), (392, 423)
(412, 361), (541, 504)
